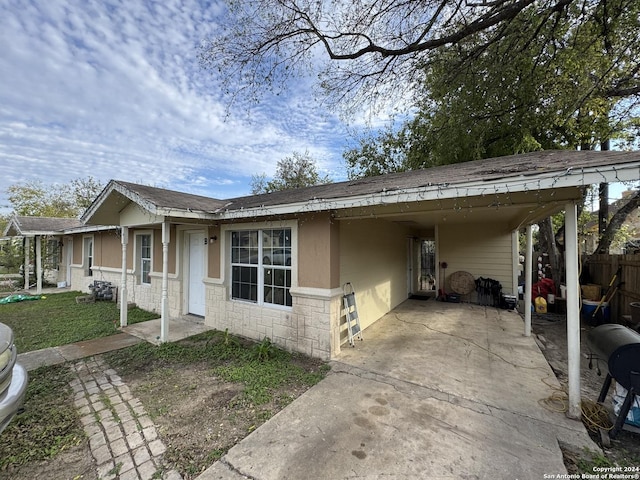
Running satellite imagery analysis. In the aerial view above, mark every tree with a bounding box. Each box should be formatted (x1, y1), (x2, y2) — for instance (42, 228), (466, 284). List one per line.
(200, 0), (639, 113)
(250, 151), (332, 194)
(345, 0), (639, 175)
(6, 177), (104, 218)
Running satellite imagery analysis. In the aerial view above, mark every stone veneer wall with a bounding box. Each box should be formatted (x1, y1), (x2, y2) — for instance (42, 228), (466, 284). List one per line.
(70, 266), (182, 319)
(205, 283), (343, 360)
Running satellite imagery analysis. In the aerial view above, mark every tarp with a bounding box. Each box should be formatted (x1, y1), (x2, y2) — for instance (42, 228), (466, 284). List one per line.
(0, 294), (42, 304)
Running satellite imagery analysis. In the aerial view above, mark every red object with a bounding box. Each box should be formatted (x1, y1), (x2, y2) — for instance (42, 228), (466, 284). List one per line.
(532, 278), (556, 300)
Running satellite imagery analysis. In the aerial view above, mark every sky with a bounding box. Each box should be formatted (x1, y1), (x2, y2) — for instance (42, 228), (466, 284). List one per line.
(0, 0), (357, 214)
(0, 0), (636, 217)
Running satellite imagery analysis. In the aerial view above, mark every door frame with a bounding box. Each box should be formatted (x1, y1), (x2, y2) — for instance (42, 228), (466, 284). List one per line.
(183, 230), (206, 316)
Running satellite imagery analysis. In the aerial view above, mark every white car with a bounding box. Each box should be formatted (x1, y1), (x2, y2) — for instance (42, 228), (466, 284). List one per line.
(0, 322), (28, 434)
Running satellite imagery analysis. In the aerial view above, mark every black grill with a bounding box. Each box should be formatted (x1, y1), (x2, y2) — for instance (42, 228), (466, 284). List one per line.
(587, 324), (640, 437)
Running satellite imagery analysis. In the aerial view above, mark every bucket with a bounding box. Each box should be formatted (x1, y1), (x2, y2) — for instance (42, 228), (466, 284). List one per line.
(560, 285), (567, 299)
(582, 299), (610, 325)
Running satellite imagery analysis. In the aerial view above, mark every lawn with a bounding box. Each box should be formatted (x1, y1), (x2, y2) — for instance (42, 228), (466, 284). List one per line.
(0, 293), (329, 479)
(0, 290), (159, 352)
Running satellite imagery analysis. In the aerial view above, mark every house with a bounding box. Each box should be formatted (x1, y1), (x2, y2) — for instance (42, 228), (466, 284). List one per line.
(1, 216), (94, 291)
(5, 150), (640, 419)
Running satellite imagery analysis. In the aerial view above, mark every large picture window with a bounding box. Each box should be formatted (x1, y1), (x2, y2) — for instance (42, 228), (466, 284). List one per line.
(231, 228), (292, 307)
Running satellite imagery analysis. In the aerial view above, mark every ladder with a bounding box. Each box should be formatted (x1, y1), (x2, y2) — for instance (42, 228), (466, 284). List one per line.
(343, 283), (363, 347)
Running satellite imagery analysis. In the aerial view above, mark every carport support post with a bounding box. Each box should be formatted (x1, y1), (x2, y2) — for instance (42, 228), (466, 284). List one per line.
(524, 225), (533, 337)
(160, 220), (169, 343)
(565, 202), (581, 419)
(35, 235), (42, 294)
(120, 227), (129, 328)
(23, 236), (30, 290)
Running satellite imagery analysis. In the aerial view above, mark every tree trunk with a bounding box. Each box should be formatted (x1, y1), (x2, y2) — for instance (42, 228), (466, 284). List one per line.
(595, 189), (640, 254)
(537, 216), (562, 284)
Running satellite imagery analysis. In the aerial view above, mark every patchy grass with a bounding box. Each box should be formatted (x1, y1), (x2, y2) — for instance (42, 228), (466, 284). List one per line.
(0, 290), (159, 352)
(0, 365), (84, 470)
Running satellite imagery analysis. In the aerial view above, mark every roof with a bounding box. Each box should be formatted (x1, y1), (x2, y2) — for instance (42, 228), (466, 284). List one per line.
(82, 149), (640, 227)
(3, 216), (83, 237)
(224, 150), (640, 211)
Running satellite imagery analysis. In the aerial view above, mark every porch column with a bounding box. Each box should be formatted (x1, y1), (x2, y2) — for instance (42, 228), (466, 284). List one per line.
(23, 236), (30, 290)
(35, 235), (42, 294)
(565, 202), (581, 419)
(120, 227), (129, 328)
(160, 220), (170, 343)
(524, 225), (533, 337)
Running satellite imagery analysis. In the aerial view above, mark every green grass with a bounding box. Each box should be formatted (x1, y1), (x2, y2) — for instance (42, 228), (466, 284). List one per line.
(0, 365), (84, 469)
(105, 330), (329, 407)
(0, 290), (159, 352)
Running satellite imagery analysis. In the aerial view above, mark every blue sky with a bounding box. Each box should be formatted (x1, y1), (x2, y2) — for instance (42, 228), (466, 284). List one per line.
(0, 0), (636, 216)
(0, 0), (357, 214)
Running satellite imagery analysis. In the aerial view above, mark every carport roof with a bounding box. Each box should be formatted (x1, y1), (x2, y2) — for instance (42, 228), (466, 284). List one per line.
(82, 149), (640, 226)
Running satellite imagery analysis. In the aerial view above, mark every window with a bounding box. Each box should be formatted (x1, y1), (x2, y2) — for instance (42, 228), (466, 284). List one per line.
(137, 233), (152, 285)
(46, 239), (60, 270)
(231, 228), (292, 307)
(83, 237), (93, 277)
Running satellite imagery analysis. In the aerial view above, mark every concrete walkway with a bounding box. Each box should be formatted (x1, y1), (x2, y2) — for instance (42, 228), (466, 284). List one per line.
(198, 300), (598, 480)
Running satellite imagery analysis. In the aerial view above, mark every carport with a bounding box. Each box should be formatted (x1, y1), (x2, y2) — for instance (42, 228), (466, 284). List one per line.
(202, 299), (596, 479)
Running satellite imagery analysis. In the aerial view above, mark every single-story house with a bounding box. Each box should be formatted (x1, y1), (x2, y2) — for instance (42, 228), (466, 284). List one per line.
(5, 150), (640, 418)
(1, 216), (106, 291)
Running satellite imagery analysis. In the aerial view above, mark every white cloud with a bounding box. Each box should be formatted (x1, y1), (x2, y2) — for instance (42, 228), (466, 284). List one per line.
(0, 0), (352, 213)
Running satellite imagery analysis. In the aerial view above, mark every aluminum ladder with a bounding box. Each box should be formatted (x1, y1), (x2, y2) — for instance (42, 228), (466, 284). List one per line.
(343, 283), (363, 347)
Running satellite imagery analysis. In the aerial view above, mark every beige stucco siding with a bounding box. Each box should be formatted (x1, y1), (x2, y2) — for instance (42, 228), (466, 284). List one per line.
(438, 222), (514, 297)
(298, 212), (340, 289)
(94, 231), (121, 269)
(340, 219), (411, 333)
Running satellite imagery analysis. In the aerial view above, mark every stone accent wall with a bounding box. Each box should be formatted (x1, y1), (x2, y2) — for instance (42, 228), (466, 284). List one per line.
(205, 284), (343, 360)
(71, 267), (181, 318)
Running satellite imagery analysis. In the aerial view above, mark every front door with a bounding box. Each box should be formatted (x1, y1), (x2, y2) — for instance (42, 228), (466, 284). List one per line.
(187, 232), (206, 316)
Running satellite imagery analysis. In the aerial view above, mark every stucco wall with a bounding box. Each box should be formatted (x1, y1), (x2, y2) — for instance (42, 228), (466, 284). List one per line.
(339, 218), (411, 335)
(298, 212), (340, 289)
(437, 221), (515, 298)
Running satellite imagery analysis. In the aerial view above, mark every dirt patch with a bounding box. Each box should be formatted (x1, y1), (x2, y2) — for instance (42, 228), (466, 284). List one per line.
(531, 312), (640, 470)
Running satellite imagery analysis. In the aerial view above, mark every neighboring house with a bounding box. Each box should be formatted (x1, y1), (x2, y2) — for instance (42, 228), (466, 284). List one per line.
(4, 151), (640, 365)
(2, 215), (118, 292)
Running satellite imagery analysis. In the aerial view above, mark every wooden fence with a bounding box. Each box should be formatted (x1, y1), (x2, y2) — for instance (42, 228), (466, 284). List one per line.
(582, 254), (640, 322)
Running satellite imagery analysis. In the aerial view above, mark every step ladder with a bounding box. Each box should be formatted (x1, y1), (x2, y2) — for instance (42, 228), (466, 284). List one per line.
(343, 283), (363, 347)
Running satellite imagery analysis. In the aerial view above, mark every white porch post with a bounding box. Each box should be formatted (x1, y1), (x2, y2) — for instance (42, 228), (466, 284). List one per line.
(524, 225), (533, 337)
(565, 202), (581, 419)
(120, 227), (129, 328)
(35, 235), (42, 294)
(23, 236), (30, 290)
(160, 220), (170, 343)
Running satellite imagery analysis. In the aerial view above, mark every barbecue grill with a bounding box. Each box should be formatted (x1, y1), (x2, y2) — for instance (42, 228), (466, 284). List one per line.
(587, 324), (640, 437)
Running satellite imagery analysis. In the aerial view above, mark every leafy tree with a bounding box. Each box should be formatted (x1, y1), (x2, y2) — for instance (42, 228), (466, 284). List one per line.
(6, 177), (104, 218)
(250, 151), (332, 194)
(201, 0), (639, 114)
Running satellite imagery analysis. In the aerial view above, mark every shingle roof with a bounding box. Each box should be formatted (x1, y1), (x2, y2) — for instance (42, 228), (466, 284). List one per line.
(3, 216), (83, 236)
(222, 150), (640, 211)
(113, 181), (229, 213)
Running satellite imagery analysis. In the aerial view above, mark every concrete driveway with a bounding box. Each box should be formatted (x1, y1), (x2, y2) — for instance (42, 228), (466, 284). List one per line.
(199, 300), (597, 480)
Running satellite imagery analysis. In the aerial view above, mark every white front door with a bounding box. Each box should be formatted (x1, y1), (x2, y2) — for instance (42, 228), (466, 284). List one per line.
(188, 232), (206, 316)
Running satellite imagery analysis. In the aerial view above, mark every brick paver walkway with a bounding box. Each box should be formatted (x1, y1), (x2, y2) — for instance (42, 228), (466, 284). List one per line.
(70, 357), (182, 480)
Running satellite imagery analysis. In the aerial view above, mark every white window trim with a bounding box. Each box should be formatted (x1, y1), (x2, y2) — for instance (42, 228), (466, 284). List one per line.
(134, 230), (153, 286)
(222, 220), (297, 310)
(82, 235), (94, 277)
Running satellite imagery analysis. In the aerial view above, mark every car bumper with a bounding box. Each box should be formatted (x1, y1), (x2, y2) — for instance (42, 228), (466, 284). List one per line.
(0, 362), (28, 434)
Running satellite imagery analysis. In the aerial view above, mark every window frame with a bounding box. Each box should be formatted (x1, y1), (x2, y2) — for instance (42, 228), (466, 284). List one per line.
(83, 235), (93, 277)
(228, 226), (294, 309)
(135, 231), (153, 286)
